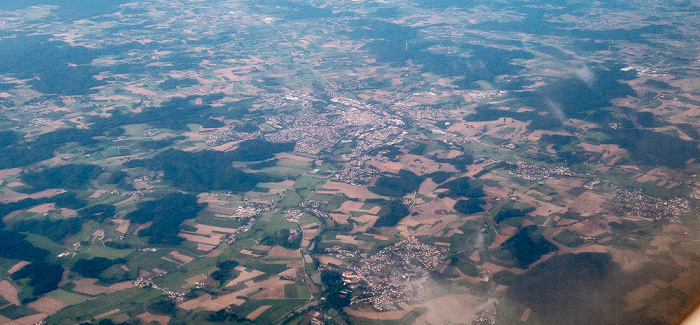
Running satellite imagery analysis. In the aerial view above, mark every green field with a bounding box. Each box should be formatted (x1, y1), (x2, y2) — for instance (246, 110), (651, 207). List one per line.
(47, 289), (91, 305)
(81, 245), (134, 259)
(23, 233), (66, 257)
(195, 212), (242, 229)
(48, 287), (162, 324)
(0, 304), (38, 320)
(236, 299), (307, 324)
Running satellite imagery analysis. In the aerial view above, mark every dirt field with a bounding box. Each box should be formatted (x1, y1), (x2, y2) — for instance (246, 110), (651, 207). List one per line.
(7, 261), (30, 275)
(269, 188), (286, 194)
(211, 140), (239, 151)
(417, 178), (439, 197)
(524, 197), (567, 216)
(226, 267), (265, 287)
(204, 278), (294, 310)
(275, 152), (314, 162)
(317, 256), (344, 266)
(27, 203), (55, 214)
(0, 188), (63, 203)
(321, 181), (381, 199)
(136, 312), (170, 325)
(336, 201), (366, 214)
(111, 219), (130, 234)
(178, 233), (220, 246)
(565, 191), (605, 215)
(479, 262), (509, 275)
(27, 297), (66, 315)
(365, 206), (382, 214)
(351, 214), (378, 224)
(72, 278), (113, 295)
(179, 294), (212, 311)
(89, 190), (107, 198)
(301, 226), (319, 248)
(365, 160), (405, 174)
(169, 251), (195, 264)
(482, 185), (510, 201)
(329, 213), (350, 224)
(489, 235), (510, 249)
(239, 250), (261, 257)
(398, 154), (456, 175)
(252, 285), (285, 299)
(57, 270), (70, 287)
(0, 281), (19, 305)
(108, 281), (135, 291)
(59, 207), (76, 217)
(335, 235), (360, 245)
(5, 313), (48, 325)
(521, 307), (533, 322)
(267, 246), (300, 258)
(199, 243), (217, 252)
(412, 197), (457, 217)
(1, 211), (22, 222)
(246, 305), (272, 320)
(278, 180), (296, 187)
(278, 268), (299, 278)
(349, 214), (378, 232)
(0, 168), (21, 180)
(91, 230), (105, 243)
(201, 293), (245, 310)
(469, 251), (480, 262)
(0, 191), (26, 204)
(133, 221), (152, 234)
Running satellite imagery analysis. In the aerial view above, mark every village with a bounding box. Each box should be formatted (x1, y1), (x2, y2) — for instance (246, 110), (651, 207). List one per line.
(323, 238), (448, 311)
(614, 188), (689, 222)
(511, 163), (577, 181)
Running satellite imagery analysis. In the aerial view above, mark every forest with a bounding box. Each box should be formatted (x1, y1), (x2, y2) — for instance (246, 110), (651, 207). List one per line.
(373, 199), (410, 228)
(369, 169), (423, 197)
(501, 225), (558, 268)
(126, 193), (205, 245)
(20, 164), (102, 191)
(11, 262), (64, 296)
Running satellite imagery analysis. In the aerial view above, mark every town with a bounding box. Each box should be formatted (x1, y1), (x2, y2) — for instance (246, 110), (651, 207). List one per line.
(326, 238), (447, 311)
(614, 188), (689, 222)
(512, 163), (577, 181)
